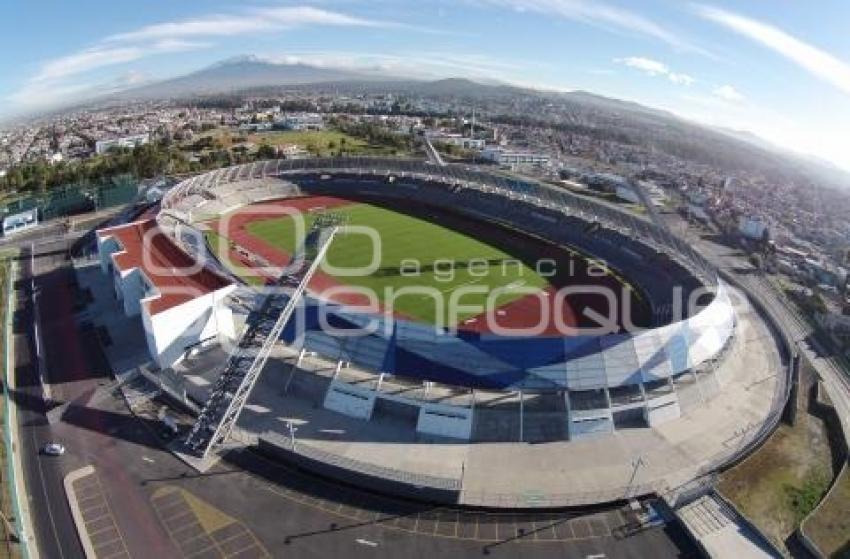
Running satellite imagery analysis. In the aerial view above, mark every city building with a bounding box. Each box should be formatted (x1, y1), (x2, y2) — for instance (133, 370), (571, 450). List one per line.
(428, 133), (485, 150)
(274, 113), (324, 131)
(481, 147), (549, 167)
(239, 122), (273, 132)
(738, 216), (769, 240)
(95, 133), (150, 155)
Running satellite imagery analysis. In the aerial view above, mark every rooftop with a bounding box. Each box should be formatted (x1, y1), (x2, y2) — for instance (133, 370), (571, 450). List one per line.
(97, 218), (232, 315)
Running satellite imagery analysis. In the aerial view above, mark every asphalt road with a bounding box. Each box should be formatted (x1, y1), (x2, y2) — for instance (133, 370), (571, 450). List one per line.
(15, 239), (180, 558)
(14, 241), (82, 558)
(685, 223), (850, 440)
(9, 227), (701, 559)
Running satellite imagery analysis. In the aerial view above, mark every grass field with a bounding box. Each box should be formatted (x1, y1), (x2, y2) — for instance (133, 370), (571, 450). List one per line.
(245, 129), (407, 156)
(237, 202), (552, 325)
(246, 130), (366, 155)
(188, 127), (408, 157)
(802, 464), (850, 556)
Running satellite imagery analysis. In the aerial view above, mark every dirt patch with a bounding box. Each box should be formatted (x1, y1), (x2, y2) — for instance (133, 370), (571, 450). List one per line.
(718, 364), (840, 554)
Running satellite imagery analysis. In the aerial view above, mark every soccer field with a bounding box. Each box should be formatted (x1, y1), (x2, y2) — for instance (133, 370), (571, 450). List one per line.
(241, 201), (552, 325)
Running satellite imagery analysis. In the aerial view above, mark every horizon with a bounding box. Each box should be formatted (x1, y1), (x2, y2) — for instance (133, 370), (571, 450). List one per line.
(2, 1), (850, 171)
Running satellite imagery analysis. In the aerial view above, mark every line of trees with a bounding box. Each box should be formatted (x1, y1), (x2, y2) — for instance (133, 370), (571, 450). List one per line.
(330, 117), (412, 152)
(2, 142), (203, 194)
(2, 119), (417, 196)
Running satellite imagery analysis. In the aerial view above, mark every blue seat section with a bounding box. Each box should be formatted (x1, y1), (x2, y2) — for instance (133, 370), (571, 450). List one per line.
(276, 296), (709, 390)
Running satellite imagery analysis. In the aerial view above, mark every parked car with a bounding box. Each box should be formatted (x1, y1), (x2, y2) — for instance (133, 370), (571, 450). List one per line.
(42, 442), (65, 456)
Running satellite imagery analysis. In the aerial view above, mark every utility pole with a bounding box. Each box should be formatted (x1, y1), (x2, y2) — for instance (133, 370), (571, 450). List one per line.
(287, 420), (298, 451)
(627, 455), (645, 498)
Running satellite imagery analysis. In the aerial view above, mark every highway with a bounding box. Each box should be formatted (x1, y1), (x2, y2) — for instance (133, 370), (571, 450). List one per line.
(693, 232), (850, 441)
(14, 243), (82, 557)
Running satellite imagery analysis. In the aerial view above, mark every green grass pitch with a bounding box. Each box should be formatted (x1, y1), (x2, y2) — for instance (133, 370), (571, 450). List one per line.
(240, 202), (552, 325)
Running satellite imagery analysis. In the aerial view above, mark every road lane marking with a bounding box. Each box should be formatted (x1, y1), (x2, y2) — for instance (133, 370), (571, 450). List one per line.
(356, 538), (378, 547)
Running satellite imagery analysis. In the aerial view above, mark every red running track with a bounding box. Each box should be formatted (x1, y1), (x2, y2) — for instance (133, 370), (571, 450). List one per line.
(208, 196), (601, 335)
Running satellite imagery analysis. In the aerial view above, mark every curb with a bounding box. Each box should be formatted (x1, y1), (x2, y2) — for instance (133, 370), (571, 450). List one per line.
(63, 465), (96, 559)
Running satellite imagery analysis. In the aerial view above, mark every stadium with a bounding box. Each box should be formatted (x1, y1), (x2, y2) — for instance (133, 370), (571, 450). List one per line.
(94, 158), (786, 507)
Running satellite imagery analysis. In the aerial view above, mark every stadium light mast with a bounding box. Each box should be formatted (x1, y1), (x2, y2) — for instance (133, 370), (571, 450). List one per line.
(185, 220), (342, 460)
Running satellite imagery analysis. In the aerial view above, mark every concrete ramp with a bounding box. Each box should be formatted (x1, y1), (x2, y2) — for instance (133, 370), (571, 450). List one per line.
(677, 493), (781, 558)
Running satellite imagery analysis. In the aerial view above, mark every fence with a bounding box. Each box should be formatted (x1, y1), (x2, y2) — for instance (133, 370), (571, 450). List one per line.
(1, 259), (25, 558)
(2, 175), (140, 224)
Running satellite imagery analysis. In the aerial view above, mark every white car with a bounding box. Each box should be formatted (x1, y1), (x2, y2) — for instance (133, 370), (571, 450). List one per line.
(42, 443), (65, 456)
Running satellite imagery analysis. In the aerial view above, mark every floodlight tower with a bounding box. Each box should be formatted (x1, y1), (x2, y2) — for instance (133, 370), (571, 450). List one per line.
(184, 217), (343, 459)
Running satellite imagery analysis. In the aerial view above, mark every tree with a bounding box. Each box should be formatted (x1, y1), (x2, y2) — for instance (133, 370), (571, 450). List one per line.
(305, 142), (320, 156)
(256, 143), (276, 160)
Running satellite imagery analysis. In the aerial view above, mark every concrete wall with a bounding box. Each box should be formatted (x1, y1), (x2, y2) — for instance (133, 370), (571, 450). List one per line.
(416, 403), (473, 439)
(142, 285), (236, 369)
(323, 381), (376, 419)
(117, 267), (145, 317)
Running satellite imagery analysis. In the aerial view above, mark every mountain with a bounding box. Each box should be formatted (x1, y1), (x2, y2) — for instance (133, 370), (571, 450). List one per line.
(113, 56), (389, 100)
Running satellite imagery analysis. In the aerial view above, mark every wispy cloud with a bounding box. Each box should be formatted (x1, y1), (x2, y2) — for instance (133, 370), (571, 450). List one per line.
(105, 6), (388, 43)
(712, 84), (744, 101)
(32, 40), (206, 83)
(614, 56), (695, 85)
(482, 0), (713, 56)
(8, 5), (401, 112)
(696, 4), (850, 95)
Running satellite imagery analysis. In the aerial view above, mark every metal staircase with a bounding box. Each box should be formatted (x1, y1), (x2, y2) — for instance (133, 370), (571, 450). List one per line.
(185, 223), (339, 458)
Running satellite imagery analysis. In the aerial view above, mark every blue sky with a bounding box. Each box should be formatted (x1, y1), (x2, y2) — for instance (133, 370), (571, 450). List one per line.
(2, 1), (850, 170)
